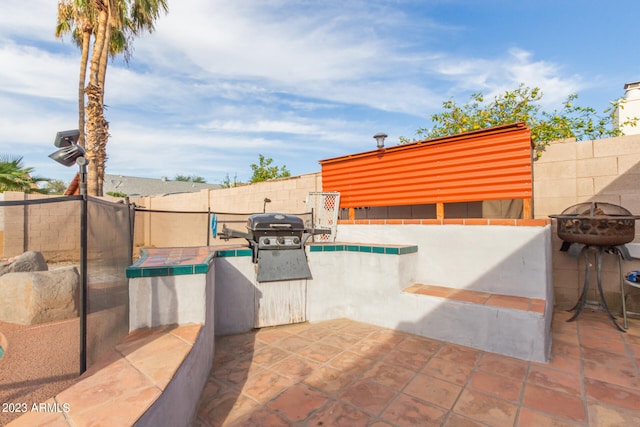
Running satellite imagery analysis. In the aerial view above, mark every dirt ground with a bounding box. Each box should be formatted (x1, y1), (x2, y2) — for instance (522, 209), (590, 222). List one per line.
(0, 317), (80, 425)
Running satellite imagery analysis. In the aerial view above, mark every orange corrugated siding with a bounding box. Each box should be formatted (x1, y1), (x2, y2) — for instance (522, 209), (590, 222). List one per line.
(319, 123), (532, 208)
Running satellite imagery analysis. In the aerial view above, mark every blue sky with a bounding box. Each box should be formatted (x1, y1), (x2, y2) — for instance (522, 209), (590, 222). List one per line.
(1, 0), (639, 186)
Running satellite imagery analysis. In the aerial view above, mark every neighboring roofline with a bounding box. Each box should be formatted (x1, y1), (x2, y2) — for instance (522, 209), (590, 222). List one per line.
(318, 122), (530, 165)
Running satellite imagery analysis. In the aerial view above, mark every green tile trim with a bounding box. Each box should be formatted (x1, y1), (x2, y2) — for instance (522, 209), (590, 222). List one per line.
(126, 247), (216, 278)
(307, 243), (418, 255)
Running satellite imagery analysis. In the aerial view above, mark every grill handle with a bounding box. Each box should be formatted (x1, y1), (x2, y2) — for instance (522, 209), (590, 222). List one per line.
(218, 225), (252, 241)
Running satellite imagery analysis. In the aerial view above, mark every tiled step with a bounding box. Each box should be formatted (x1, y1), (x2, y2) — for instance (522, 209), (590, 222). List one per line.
(403, 284), (546, 315)
(395, 284), (551, 362)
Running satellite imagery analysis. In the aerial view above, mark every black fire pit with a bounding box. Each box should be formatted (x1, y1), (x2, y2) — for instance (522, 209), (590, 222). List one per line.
(550, 202), (639, 247)
(550, 202), (640, 331)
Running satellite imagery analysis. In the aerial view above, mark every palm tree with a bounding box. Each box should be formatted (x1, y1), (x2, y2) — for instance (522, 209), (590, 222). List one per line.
(58, 0), (168, 196)
(56, 0), (96, 148)
(0, 156), (50, 194)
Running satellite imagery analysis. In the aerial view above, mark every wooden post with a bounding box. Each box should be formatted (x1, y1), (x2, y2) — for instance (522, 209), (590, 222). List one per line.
(349, 208), (355, 221)
(436, 202), (444, 220)
(522, 198), (532, 219)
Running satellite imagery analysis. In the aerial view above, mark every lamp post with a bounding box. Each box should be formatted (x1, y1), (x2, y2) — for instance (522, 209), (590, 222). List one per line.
(373, 132), (388, 149)
(49, 130), (88, 374)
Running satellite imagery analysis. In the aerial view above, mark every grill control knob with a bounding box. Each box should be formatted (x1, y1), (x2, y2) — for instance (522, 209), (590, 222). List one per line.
(277, 237), (285, 245)
(293, 237), (300, 245)
(264, 238), (270, 245)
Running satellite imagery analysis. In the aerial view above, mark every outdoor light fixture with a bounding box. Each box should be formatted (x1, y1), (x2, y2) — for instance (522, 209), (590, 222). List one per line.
(373, 132), (388, 149)
(263, 197), (272, 213)
(53, 129), (80, 147)
(49, 129), (86, 167)
(49, 144), (86, 167)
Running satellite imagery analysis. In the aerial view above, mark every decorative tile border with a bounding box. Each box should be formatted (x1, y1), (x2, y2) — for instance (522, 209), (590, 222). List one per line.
(126, 242), (419, 278)
(338, 218), (550, 226)
(308, 242), (418, 255)
(126, 245), (249, 278)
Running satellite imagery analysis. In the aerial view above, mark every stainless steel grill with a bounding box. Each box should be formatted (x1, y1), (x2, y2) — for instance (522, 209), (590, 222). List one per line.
(218, 213), (329, 282)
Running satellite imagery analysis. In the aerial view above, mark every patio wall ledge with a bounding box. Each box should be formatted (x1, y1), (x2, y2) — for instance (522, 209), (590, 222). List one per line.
(9, 250), (217, 427)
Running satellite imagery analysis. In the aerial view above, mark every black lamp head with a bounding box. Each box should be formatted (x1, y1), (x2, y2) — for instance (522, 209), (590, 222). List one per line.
(54, 129), (80, 148)
(48, 144), (86, 167)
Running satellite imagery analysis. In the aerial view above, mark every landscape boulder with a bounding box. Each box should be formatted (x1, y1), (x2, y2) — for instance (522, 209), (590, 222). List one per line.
(0, 251), (48, 276)
(0, 267), (79, 325)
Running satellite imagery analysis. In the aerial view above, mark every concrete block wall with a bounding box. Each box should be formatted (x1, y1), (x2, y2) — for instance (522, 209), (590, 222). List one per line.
(534, 134), (640, 309)
(130, 173), (322, 249)
(0, 192), (80, 261)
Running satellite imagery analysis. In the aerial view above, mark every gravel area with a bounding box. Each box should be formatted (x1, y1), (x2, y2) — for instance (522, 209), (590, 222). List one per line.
(0, 318), (80, 425)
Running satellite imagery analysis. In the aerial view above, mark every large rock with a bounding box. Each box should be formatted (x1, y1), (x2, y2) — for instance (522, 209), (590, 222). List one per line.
(0, 251), (48, 276)
(0, 267), (79, 325)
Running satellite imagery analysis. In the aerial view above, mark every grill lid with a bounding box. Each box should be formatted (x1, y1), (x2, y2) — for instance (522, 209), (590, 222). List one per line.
(558, 202), (634, 217)
(247, 213), (305, 231)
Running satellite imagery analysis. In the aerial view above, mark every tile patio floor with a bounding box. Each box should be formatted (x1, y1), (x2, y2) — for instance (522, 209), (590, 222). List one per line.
(194, 310), (640, 427)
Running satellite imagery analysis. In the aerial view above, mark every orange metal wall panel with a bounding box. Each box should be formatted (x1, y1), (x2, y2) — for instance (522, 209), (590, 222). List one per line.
(320, 123), (532, 208)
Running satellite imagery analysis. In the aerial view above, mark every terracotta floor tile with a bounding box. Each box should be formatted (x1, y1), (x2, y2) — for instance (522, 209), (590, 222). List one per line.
(362, 361), (415, 391)
(227, 405), (290, 427)
(422, 356), (474, 386)
(213, 356), (262, 386)
(517, 407), (581, 427)
(436, 343), (482, 367)
(529, 299), (546, 314)
(196, 390), (259, 426)
(587, 401), (640, 426)
(329, 351), (376, 376)
(366, 329), (408, 345)
(477, 353), (528, 381)
(169, 323), (201, 344)
(338, 379), (397, 416)
(349, 338), (395, 358)
(340, 322), (384, 337)
(194, 313), (640, 427)
(579, 332), (627, 354)
(584, 377), (640, 411)
(296, 341), (343, 362)
(527, 365), (583, 397)
(533, 341), (581, 375)
(56, 357), (151, 409)
(381, 393), (447, 426)
(269, 354), (320, 382)
(582, 347), (640, 389)
(415, 284), (454, 298)
(396, 335), (443, 354)
(485, 294), (531, 311)
(303, 365), (355, 395)
(449, 289), (491, 304)
(254, 328), (293, 344)
(266, 384), (328, 422)
(293, 325), (335, 341)
(251, 346), (291, 367)
(404, 373), (463, 409)
(468, 370), (523, 402)
(522, 383), (586, 423)
(66, 386), (161, 427)
(241, 370), (294, 403)
(442, 413), (487, 427)
(305, 399), (371, 427)
(320, 332), (362, 348)
(272, 334), (313, 353)
(383, 348), (432, 371)
(452, 389), (518, 427)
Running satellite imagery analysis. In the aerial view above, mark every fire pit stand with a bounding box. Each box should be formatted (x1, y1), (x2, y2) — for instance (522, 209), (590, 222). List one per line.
(565, 245), (629, 331)
(550, 202), (640, 332)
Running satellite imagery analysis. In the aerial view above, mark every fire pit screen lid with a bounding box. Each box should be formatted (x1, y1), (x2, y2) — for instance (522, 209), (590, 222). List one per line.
(557, 202), (635, 218)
